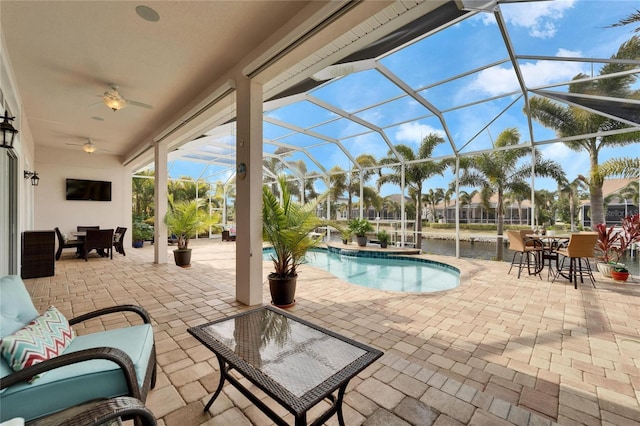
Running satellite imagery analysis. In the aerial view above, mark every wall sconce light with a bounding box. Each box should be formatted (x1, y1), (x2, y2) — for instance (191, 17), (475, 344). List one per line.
(24, 170), (40, 186)
(236, 162), (247, 180)
(1, 110), (19, 149)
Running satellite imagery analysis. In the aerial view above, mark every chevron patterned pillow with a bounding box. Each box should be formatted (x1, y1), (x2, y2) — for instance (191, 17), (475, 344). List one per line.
(0, 306), (75, 381)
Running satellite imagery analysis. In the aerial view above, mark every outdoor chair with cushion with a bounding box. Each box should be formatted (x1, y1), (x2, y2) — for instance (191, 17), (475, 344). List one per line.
(83, 229), (114, 261)
(27, 396), (157, 426)
(54, 227), (83, 261)
(0, 274), (157, 424)
(552, 232), (599, 288)
(113, 227), (127, 256)
(506, 230), (543, 278)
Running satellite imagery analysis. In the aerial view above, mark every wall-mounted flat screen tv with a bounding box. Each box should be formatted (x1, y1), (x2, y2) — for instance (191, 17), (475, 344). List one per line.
(66, 179), (112, 201)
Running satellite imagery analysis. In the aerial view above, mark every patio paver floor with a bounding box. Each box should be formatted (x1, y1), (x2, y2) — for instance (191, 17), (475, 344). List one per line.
(23, 238), (640, 426)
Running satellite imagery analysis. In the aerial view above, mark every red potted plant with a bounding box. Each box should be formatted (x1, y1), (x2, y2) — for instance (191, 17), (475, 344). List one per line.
(595, 214), (640, 278)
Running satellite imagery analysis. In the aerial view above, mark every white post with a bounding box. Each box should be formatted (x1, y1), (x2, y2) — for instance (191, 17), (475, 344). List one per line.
(235, 75), (263, 306)
(154, 141), (168, 264)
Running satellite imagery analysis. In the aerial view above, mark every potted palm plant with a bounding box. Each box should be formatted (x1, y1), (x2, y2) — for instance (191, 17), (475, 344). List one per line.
(349, 218), (373, 247)
(377, 230), (390, 248)
(340, 228), (352, 244)
(263, 176), (325, 307)
(164, 198), (218, 267)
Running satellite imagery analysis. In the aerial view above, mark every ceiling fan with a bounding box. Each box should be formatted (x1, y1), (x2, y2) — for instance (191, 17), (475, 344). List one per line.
(65, 138), (110, 154)
(99, 84), (153, 111)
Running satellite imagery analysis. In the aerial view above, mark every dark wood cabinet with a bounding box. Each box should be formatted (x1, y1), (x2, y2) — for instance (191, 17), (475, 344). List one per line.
(21, 230), (55, 279)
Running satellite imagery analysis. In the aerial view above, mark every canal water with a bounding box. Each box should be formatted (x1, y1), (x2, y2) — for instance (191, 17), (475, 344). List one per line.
(420, 237), (639, 276)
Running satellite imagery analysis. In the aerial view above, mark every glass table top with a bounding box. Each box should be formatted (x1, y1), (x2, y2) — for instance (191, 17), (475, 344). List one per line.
(197, 307), (368, 398)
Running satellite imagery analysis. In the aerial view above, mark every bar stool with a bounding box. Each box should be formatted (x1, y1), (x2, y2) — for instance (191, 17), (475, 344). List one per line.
(506, 230), (543, 278)
(553, 233), (599, 289)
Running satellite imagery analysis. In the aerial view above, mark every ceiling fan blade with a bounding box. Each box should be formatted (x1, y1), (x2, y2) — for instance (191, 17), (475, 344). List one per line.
(126, 99), (153, 110)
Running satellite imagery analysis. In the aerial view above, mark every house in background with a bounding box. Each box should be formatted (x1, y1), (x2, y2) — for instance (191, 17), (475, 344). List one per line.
(580, 178), (639, 227)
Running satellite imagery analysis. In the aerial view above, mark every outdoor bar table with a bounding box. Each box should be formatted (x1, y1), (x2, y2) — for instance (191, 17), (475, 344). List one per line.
(526, 234), (570, 280)
(188, 306), (383, 426)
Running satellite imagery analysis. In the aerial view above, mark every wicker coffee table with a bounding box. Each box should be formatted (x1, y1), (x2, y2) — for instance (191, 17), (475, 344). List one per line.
(188, 306), (383, 426)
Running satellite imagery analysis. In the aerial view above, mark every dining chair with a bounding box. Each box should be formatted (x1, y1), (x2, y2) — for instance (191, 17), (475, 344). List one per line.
(506, 230), (543, 278)
(77, 225), (100, 232)
(553, 232), (599, 288)
(114, 226), (127, 256)
(54, 227), (83, 260)
(83, 229), (114, 261)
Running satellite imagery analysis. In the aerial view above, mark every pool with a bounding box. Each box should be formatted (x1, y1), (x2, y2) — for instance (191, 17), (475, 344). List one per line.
(263, 247), (460, 292)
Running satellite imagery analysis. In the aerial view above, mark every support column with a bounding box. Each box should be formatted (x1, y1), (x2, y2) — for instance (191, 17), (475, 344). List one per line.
(154, 141), (168, 264)
(235, 75), (263, 306)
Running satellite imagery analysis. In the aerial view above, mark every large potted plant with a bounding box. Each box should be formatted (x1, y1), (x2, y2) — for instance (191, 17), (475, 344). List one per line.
(263, 176), (325, 307)
(164, 198), (218, 267)
(595, 213), (640, 277)
(377, 230), (390, 248)
(132, 221), (153, 248)
(349, 218), (373, 247)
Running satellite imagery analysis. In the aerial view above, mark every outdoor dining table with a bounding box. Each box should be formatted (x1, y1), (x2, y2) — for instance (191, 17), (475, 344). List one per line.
(188, 306), (383, 426)
(526, 234), (570, 280)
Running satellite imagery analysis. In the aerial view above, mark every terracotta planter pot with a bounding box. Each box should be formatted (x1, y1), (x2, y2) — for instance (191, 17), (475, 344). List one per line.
(611, 270), (629, 282)
(268, 274), (297, 308)
(173, 248), (192, 267)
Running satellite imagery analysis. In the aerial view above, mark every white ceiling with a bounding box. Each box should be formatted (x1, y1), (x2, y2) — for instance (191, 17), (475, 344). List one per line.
(0, 1), (325, 157)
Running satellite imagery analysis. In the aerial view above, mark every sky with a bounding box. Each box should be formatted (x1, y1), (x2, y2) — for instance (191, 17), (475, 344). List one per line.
(165, 0), (640, 200)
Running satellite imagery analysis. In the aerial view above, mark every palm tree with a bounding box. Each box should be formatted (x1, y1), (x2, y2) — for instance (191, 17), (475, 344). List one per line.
(168, 177), (209, 203)
(459, 128), (565, 258)
(132, 170), (155, 220)
(534, 189), (557, 227)
(442, 184), (455, 224)
(599, 157), (640, 179)
(346, 154), (378, 219)
(423, 188), (444, 222)
(608, 8), (640, 32)
(506, 186), (529, 225)
(458, 189), (478, 223)
(378, 133), (447, 250)
(558, 177), (587, 231)
(328, 165), (347, 220)
(527, 35), (640, 226)
(619, 182), (639, 206)
(604, 180), (639, 211)
(382, 197), (401, 220)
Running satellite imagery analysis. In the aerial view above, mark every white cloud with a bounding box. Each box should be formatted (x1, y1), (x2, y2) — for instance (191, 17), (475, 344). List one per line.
(540, 142), (588, 179)
(496, 0), (577, 39)
(395, 122), (444, 144)
(467, 48), (587, 96)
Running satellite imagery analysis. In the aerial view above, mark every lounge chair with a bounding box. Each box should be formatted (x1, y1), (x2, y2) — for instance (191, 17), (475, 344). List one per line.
(0, 275), (157, 423)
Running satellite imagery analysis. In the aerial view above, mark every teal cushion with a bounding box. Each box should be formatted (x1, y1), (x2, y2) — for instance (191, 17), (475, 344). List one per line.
(0, 323), (154, 422)
(0, 275), (39, 338)
(0, 275), (40, 395)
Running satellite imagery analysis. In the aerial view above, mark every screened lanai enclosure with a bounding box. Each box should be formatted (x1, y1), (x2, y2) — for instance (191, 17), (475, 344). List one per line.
(135, 0), (640, 255)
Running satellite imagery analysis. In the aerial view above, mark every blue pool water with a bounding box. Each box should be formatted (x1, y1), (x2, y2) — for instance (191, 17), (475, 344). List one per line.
(263, 248), (460, 292)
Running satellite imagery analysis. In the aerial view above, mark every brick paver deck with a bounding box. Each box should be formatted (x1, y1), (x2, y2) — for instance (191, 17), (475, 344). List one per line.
(23, 239), (640, 425)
